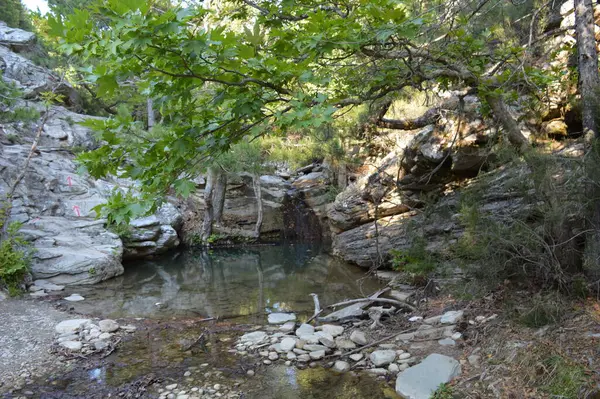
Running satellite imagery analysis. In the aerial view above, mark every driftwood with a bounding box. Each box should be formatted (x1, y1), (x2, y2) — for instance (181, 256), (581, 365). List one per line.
(326, 297), (416, 312)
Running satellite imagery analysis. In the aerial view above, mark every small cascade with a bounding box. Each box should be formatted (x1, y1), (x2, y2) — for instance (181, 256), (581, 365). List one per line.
(281, 188), (322, 241)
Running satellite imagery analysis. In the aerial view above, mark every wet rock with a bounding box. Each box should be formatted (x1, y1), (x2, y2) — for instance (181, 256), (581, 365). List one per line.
(240, 331), (267, 345)
(64, 294), (84, 302)
(309, 350), (325, 360)
(370, 350), (396, 367)
(31, 280), (64, 291)
(295, 324), (314, 337)
(335, 338), (356, 350)
(321, 325), (344, 337)
(333, 361), (350, 372)
(55, 319), (91, 334)
(267, 313), (296, 324)
(395, 354), (461, 399)
(59, 341), (82, 351)
(280, 337), (296, 352)
(99, 319), (119, 333)
(350, 330), (367, 346)
(342, 354), (360, 362)
(315, 331), (335, 348)
(440, 310), (464, 324)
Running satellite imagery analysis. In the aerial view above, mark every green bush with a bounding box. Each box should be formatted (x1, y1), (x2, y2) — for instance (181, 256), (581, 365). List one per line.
(0, 222), (32, 295)
(390, 237), (437, 278)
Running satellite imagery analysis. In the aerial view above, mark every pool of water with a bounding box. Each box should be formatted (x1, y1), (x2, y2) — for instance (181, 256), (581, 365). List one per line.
(27, 244), (398, 399)
(69, 243), (382, 323)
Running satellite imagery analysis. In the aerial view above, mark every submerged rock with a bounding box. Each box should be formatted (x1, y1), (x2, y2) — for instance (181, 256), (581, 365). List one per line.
(395, 354), (461, 399)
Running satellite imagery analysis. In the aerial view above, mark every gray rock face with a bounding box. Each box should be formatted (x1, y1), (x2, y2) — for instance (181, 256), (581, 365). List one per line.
(395, 354), (461, 399)
(123, 207), (181, 260)
(0, 22), (36, 51)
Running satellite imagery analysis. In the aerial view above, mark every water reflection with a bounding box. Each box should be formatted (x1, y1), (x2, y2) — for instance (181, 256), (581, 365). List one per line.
(71, 243), (381, 321)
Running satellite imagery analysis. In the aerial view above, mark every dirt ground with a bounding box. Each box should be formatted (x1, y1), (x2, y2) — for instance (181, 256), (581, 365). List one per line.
(0, 297), (70, 393)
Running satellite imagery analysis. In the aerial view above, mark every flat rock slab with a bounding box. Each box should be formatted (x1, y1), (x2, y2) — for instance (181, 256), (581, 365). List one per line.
(268, 313), (296, 324)
(370, 350), (397, 367)
(440, 310), (463, 324)
(321, 303), (364, 321)
(395, 354), (461, 399)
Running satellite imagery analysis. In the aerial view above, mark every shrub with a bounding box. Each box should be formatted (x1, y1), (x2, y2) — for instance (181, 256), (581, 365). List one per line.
(0, 222), (33, 295)
(390, 236), (437, 278)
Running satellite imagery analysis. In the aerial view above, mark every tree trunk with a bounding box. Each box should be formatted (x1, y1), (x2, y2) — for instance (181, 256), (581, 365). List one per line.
(147, 98), (155, 130)
(200, 167), (217, 243)
(485, 95), (529, 152)
(252, 173), (263, 239)
(575, 0), (600, 277)
(575, 0), (600, 140)
(212, 169), (227, 225)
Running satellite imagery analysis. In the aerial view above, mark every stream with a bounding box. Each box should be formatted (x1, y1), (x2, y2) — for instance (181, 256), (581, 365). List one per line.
(24, 243), (400, 398)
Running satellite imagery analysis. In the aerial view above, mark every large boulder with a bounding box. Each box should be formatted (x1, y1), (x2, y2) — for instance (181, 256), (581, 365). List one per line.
(395, 354), (461, 399)
(0, 22), (36, 51)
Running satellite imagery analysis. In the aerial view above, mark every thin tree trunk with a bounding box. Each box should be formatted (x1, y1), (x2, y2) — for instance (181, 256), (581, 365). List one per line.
(252, 173), (263, 239)
(485, 95), (529, 152)
(575, 0), (600, 140)
(212, 169), (227, 224)
(200, 167), (217, 243)
(337, 162), (347, 190)
(575, 0), (600, 276)
(147, 98), (155, 130)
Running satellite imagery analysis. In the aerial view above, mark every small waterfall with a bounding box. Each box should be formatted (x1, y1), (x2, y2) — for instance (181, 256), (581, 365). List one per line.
(281, 188), (322, 241)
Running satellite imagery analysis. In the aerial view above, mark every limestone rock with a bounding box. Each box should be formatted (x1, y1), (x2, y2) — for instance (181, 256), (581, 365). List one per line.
(335, 338), (357, 350)
(309, 350), (325, 360)
(395, 354), (461, 399)
(315, 331), (335, 348)
(370, 350), (396, 367)
(350, 330), (368, 346)
(295, 324), (315, 337)
(268, 313), (296, 324)
(55, 319), (90, 334)
(440, 310), (463, 324)
(240, 331), (267, 344)
(333, 361), (350, 372)
(59, 340), (82, 351)
(280, 338), (296, 352)
(99, 319), (119, 333)
(0, 22), (35, 51)
(280, 321), (296, 333)
(321, 325), (344, 337)
(64, 294), (84, 302)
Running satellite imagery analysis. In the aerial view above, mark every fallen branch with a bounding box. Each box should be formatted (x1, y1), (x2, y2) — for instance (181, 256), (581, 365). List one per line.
(182, 332), (205, 352)
(327, 297), (416, 312)
(101, 337), (121, 359)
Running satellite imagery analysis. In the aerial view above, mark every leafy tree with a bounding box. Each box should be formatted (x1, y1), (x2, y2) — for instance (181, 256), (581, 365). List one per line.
(49, 0), (565, 220)
(0, 0), (32, 29)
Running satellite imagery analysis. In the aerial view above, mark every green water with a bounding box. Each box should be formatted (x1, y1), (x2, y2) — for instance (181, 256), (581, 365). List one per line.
(69, 243), (381, 322)
(24, 244), (398, 398)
